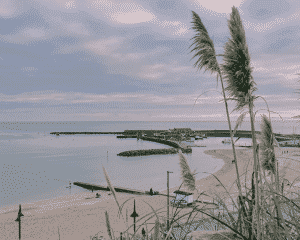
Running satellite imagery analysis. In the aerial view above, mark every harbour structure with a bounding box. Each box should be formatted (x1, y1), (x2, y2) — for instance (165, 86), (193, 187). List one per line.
(172, 190), (194, 205)
(50, 129), (300, 143)
(73, 182), (173, 198)
(74, 182), (147, 195)
(170, 128), (193, 135)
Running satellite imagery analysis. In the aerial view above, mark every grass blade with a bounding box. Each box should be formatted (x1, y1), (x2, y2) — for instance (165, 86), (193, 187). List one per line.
(105, 211), (113, 240)
(233, 112), (247, 135)
(102, 165), (122, 214)
(154, 219), (160, 240)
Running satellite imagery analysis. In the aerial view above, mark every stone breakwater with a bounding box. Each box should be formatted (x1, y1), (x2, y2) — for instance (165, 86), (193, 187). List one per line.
(117, 148), (179, 156)
(117, 137), (192, 157)
(140, 136), (181, 148)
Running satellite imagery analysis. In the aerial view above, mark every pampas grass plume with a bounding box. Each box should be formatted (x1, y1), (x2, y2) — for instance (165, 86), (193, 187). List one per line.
(222, 6), (256, 111)
(190, 11), (219, 74)
(260, 114), (276, 173)
(178, 151), (196, 191)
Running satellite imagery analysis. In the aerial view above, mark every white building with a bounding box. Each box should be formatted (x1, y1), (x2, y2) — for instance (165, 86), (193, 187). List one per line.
(173, 190), (193, 204)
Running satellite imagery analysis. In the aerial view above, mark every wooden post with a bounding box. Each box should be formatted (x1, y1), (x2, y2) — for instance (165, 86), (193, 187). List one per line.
(130, 199), (139, 234)
(167, 171), (173, 235)
(18, 218), (21, 240)
(15, 204), (24, 240)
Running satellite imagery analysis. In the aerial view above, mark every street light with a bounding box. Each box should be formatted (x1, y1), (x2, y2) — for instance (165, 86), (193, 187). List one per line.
(15, 204), (24, 240)
(167, 171), (173, 234)
(130, 199), (139, 234)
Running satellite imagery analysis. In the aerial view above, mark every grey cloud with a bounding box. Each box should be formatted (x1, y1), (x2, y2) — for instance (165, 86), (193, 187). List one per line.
(21, 67), (38, 72)
(262, 25), (300, 53)
(245, 0), (291, 21)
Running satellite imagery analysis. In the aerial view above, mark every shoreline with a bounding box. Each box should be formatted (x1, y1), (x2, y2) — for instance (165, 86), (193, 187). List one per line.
(0, 148), (235, 240)
(1, 147), (300, 239)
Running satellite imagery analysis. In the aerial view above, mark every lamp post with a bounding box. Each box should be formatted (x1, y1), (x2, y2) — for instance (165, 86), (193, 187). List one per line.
(167, 171), (173, 234)
(15, 204), (24, 240)
(130, 199), (139, 234)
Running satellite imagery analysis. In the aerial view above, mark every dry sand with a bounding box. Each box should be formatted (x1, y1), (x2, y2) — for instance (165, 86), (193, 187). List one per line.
(1, 147), (300, 240)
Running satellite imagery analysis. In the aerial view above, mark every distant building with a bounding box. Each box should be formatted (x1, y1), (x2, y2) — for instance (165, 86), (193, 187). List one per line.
(173, 190), (193, 204)
(170, 128), (192, 134)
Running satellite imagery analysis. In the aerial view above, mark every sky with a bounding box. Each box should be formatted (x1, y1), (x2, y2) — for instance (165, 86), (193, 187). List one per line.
(0, 0), (300, 122)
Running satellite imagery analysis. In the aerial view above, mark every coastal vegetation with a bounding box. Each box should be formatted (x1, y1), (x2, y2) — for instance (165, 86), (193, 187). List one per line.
(95, 6), (300, 240)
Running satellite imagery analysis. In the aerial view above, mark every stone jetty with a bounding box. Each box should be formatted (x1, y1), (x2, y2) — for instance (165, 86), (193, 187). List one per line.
(117, 136), (192, 157)
(117, 148), (178, 156)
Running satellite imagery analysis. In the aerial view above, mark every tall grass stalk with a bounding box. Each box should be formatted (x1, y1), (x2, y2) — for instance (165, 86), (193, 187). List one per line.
(178, 151), (196, 191)
(102, 165), (129, 237)
(154, 219), (160, 240)
(260, 115), (290, 238)
(190, 10), (245, 224)
(222, 6), (261, 239)
(105, 211), (113, 240)
(102, 165), (121, 214)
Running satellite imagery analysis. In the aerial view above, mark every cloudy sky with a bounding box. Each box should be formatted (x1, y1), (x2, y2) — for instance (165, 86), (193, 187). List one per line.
(0, 0), (299, 121)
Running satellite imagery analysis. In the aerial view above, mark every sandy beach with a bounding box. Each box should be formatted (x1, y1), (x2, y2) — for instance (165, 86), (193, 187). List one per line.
(1, 147), (300, 240)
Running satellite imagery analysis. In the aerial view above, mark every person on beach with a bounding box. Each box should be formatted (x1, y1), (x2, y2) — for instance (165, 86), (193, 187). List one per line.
(142, 228), (146, 238)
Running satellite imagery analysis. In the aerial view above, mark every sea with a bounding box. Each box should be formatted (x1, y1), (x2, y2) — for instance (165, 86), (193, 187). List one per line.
(0, 120), (298, 209)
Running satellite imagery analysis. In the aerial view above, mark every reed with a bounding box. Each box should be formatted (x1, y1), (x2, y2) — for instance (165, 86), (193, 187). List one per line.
(102, 165), (121, 214)
(190, 9), (245, 220)
(105, 211), (113, 240)
(178, 151), (196, 191)
(221, 6), (261, 239)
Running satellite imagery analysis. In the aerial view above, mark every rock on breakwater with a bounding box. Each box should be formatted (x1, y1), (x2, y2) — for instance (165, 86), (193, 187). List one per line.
(117, 148), (178, 156)
(140, 137), (192, 153)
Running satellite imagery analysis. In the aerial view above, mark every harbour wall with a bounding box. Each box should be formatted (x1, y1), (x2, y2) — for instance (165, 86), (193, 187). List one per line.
(117, 137), (192, 157)
(117, 148), (178, 156)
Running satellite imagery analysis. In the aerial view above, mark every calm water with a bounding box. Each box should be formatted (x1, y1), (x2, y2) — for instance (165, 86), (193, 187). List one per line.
(0, 121), (297, 208)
